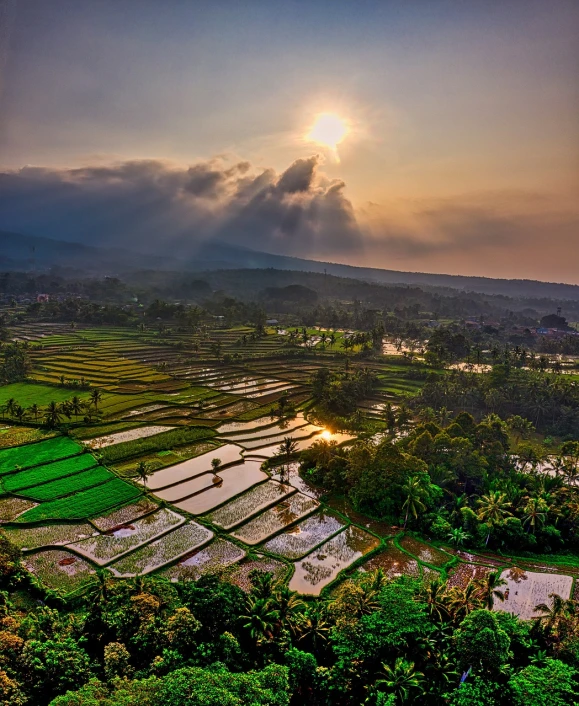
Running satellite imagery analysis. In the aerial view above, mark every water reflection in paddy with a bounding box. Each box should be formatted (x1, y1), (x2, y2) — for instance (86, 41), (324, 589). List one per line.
(174, 461), (268, 514)
(144, 444), (243, 490)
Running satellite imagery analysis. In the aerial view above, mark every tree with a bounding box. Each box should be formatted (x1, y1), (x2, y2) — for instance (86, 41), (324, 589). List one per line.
(276, 437), (298, 484)
(522, 496), (548, 533)
(29, 403), (40, 423)
(375, 657), (424, 704)
(239, 596), (279, 647)
(401, 475), (427, 529)
(455, 609), (510, 676)
(70, 395), (83, 419)
(476, 492), (512, 545)
(509, 658), (578, 706)
(44, 401), (62, 428)
(136, 461), (151, 490)
(210, 457), (222, 474)
(90, 389), (103, 411)
(448, 528), (470, 548)
(474, 570), (506, 610)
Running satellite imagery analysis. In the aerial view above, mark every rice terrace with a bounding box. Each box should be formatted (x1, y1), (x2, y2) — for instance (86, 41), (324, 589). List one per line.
(1, 2), (579, 698)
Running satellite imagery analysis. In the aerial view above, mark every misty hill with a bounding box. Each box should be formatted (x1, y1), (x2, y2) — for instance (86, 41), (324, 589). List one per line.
(3, 229), (579, 302)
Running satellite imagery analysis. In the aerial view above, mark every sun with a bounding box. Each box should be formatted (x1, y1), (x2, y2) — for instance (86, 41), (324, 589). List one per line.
(306, 113), (349, 155)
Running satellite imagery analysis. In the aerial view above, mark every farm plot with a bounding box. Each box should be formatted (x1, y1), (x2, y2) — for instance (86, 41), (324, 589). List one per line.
(207, 480), (295, 530)
(154, 473), (219, 502)
(447, 563), (493, 590)
(16, 477), (142, 522)
(270, 462), (325, 500)
(91, 497), (158, 531)
(218, 415), (310, 442)
(0, 382), (91, 407)
(159, 538), (246, 581)
(360, 544), (420, 579)
(261, 510), (347, 559)
(289, 526), (380, 595)
(4, 522), (96, 550)
(0, 436), (83, 474)
(23, 549), (95, 593)
(87, 426), (176, 448)
(248, 432), (353, 459)
(494, 568), (573, 620)
(108, 522), (214, 577)
(19, 466), (114, 501)
(98, 426), (216, 464)
(232, 493), (319, 545)
(399, 537), (453, 567)
(238, 425), (323, 450)
(2, 453), (98, 493)
(173, 461), (268, 515)
(227, 555), (288, 592)
(0, 496), (37, 521)
(144, 444), (243, 490)
(217, 416), (286, 434)
(0, 426), (57, 450)
(70, 508), (185, 565)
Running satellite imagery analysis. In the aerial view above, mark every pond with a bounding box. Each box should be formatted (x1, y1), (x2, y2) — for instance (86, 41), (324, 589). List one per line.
(289, 526), (380, 595)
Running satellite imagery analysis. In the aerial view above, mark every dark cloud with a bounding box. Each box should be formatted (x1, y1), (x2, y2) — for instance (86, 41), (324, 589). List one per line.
(0, 155), (363, 259)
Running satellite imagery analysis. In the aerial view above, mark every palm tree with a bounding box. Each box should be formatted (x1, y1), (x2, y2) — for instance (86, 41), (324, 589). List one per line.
(476, 491), (512, 545)
(70, 395), (83, 419)
(271, 585), (306, 635)
(401, 476), (427, 529)
(375, 658), (424, 704)
(276, 437), (298, 484)
(447, 528), (470, 548)
(444, 582), (483, 622)
(475, 570), (507, 609)
(3, 397), (17, 418)
(136, 461), (151, 489)
(522, 496), (548, 533)
(90, 389), (103, 411)
(297, 603), (331, 651)
(29, 403), (40, 423)
(44, 401), (62, 428)
(239, 596), (279, 647)
(421, 579), (449, 622)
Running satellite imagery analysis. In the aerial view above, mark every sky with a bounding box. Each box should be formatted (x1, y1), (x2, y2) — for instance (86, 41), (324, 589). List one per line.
(0, 0), (578, 282)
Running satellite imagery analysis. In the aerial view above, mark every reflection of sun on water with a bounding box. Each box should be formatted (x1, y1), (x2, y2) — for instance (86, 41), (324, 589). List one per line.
(320, 430), (332, 440)
(306, 113), (349, 160)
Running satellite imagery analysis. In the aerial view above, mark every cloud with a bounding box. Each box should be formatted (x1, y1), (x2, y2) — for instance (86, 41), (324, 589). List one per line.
(0, 155), (363, 259)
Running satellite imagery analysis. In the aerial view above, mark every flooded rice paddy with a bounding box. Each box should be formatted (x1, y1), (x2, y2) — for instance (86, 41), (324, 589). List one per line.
(207, 480), (295, 530)
(87, 425), (175, 448)
(232, 492), (320, 545)
(261, 509), (346, 559)
(359, 544), (420, 579)
(494, 568), (573, 620)
(289, 526), (380, 595)
(160, 538), (246, 581)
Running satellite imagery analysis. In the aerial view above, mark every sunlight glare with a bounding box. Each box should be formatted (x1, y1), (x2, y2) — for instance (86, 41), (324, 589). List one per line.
(306, 113), (349, 155)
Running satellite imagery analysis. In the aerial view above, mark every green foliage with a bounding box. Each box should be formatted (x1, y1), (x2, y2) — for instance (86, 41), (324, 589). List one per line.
(509, 659), (579, 706)
(157, 664), (290, 706)
(455, 610), (511, 676)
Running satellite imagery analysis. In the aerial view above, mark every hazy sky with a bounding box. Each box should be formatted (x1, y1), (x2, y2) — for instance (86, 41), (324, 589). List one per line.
(0, 0), (578, 282)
